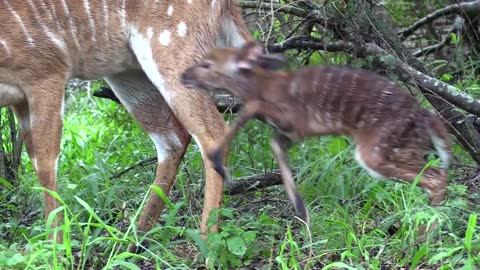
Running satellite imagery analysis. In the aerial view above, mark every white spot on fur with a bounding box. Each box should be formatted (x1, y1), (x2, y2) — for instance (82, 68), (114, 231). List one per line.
(177, 22), (187, 38)
(211, 0), (217, 8)
(354, 149), (383, 179)
(159, 30), (171, 46)
(129, 28), (174, 104)
(147, 27), (154, 40)
(167, 5), (174, 16)
(187, 0), (192, 3)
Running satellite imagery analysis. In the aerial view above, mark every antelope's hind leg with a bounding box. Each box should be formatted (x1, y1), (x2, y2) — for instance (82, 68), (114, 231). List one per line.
(355, 141), (449, 235)
(105, 71), (191, 252)
(356, 143), (449, 207)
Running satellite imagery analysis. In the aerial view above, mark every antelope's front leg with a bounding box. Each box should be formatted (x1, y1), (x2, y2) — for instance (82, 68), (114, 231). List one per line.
(208, 101), (263, 180)
(270, 134), (310, 226)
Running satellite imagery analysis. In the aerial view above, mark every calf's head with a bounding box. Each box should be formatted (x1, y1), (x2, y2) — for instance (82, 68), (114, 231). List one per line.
(180, 42), (288, 98)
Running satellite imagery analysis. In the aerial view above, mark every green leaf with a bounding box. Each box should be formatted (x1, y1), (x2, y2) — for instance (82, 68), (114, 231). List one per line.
(410, 245), (428, 270)
(465, 214), (477, 252)
(450, 33), (457, 44)
(428, 247), (463, 264)
(221, 208), (234, 218)
(0, 252), (25, 266)
(186, 229), (209, 258)
(227, 236), (247, 256)
(109, 260), (141, 270)
(242, 231), (257, 244)
(322, 262), (357, 270)
(151, 185), (175, 210)
(0, 177), (13, 189)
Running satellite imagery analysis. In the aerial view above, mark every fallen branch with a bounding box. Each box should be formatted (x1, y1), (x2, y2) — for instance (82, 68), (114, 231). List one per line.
(398, 0), (480, 40)
(110, 156), (292, 195)
(225, 169), (290, 195)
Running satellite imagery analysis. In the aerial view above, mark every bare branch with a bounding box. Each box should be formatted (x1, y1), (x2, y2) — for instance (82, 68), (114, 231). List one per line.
(412, 38), (450, 57)
(398, 0), (480, 40)
(239, 1), (310, 18)
(111, 157), (157, 179)
(224, 170), (289, 195)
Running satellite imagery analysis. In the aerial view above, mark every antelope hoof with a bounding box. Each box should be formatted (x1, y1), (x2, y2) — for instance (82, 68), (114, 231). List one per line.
(128, 243), (147, 254)
(292, 192), (310, 226)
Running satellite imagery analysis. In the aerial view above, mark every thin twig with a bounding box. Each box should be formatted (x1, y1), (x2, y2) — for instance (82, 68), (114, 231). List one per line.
(398, 0), (480, 40)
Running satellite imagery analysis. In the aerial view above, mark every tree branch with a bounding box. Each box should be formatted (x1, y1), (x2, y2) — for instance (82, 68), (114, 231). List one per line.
(109, 156), (292, 195)
(398, 0), (480, 40)
(224, 170), (289, 195)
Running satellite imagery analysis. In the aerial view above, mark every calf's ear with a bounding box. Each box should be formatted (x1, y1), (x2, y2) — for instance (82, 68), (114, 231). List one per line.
(257, 53), (289, 70)
(236, 41), (264, 70)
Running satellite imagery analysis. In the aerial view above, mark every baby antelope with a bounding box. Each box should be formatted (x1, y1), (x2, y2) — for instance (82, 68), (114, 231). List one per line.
(180, 41), (452, 228)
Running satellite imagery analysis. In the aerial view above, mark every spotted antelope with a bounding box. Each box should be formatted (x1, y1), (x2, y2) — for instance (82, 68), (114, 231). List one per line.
(181, 42), (453, 230)
(0, 0), (251, 250)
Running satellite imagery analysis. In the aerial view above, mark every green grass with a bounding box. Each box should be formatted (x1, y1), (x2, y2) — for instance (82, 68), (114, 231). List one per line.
(0, 86), (478, 269)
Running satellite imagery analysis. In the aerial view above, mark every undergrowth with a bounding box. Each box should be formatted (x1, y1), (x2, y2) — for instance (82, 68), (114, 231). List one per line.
(0, 83), (478, 269)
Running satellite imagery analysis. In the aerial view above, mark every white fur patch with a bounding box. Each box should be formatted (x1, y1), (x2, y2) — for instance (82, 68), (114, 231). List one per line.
(167, 5), (174, 16)
(0, 83), (24, 106)
(129, 27), (174, 104)
(354, 149), (383, 179)
(159, 30), (171, 46)
(216, 16), (246, 48)
(177, 22), (187, 38)
(150, 132), (182, 162)
(431, 135), (450, 169)
(0, 39), (11, 56)
(120, 0), (127, 29)
(191, 134), (205, 158)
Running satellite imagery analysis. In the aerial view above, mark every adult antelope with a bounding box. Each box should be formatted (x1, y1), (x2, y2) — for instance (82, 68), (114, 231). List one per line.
(0, 0), (251, 249)
(181, 42), (452, 230)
